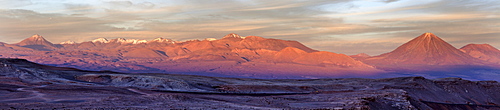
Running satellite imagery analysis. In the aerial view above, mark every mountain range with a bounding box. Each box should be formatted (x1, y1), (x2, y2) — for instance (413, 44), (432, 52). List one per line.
(0, 33), (499, 80)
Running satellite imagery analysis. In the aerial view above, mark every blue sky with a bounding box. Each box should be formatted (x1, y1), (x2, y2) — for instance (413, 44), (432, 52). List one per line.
(0, 0), (499, 55)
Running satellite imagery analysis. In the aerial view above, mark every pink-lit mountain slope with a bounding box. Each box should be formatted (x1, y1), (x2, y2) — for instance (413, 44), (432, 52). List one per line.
(273, 47), (308, 63)
(362, 33), (482, 67)
(0, 42), (33, 51)
(15, 34), (59, 50)
(15, 34), (53, 46)
(0, 33), (380, 78)
(460, 44), (500, 64)
(349, 53), (371, 60)
(293, 51), (373, 68)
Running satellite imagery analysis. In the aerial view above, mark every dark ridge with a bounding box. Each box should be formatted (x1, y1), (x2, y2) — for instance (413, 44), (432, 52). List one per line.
(0, 58), (124, 74)
(152, 89), (309, 96)
(421, 100), (500, 110)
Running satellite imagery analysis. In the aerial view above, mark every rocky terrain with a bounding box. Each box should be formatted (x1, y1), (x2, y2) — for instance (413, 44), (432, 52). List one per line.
(0, 58), (499, 109)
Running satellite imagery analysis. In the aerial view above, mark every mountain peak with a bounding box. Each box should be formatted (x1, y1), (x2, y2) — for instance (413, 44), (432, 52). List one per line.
(204, 38), (217, 41)
(423, 32), (435, 37)
(274, 47), (308, 63)
(403, 33), (450, 52)
(150, 37), (174, 43)
(29, 34), (46, 42)
(461, 44), (498, 51)
(16, 34), (54, 46)
(414, 32), (441, 41)
(109, 38), (147, 44)
(350, 53), (371, 58)
(222, 33), (243, 39)
(31, 34), (43, 38)
(460, 43), (500, 64)
(364, 33), (478, 65)
(92, 38), (109, 43)
(59, 40), (75, 44)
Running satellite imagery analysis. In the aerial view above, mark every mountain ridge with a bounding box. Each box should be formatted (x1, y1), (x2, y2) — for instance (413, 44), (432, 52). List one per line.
(2, 33), (380, 78)
(1, 33), (500, 79)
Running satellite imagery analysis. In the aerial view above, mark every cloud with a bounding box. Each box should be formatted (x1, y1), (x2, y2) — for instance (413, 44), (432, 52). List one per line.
(63, 3), (96, 14)
(0, 0), (498, 55)
(0, 0), (32, 8)
(106, 1), (133, 7)
(0, 9), (125, 43)
(381, 0), (400, 3)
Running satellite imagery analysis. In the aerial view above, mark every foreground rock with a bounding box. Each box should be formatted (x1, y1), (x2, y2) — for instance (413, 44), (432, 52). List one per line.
(0, 58), (499, 109)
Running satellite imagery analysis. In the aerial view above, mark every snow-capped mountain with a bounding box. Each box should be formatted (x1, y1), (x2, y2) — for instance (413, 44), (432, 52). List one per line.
(149, 37), (174, 43)
(59, 40), (76, 44)
(91, 38), (109, 43)
(108, 38), (147, 44)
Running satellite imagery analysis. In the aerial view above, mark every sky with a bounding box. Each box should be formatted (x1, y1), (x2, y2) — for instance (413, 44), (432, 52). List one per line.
(0, 0), (499, 55)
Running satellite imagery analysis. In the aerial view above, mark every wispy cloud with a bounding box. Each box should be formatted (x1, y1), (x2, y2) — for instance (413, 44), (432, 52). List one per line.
(0, 0), (498, 55)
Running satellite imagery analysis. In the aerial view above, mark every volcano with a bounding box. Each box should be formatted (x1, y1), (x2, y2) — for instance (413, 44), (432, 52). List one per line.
(15, 34), (58, 50)
(16, 34), (55, 46)
(460, 44), (500, 64)
(363, 33), (480, 67)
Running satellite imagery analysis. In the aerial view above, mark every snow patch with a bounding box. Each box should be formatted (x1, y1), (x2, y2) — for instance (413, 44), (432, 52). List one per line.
(205, 38), (217, 41)
(149, 38), (174, 43)
(59, 40), (75, 44)
(92, 38), (109, 43)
